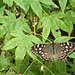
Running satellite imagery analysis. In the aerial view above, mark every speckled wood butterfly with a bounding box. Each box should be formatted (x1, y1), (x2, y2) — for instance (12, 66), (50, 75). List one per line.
(31, 42), (75, 61)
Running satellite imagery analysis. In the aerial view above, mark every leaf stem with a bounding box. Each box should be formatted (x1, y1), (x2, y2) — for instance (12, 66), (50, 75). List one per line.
(33, 16), (36, 35)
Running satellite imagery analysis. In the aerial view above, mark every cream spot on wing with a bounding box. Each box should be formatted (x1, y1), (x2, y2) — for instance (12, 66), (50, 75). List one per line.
(41, 44), (44, 47)
(42, 54), (44, 57)
(67, 42), (69, 46)
(61, 44), (63, 46)
(65, 46), (68, 48)
(39, 51), (41, 53)
(37, 44), (39, 47)
(34, 46), (36, 49)
(73, 48), (75, 50)
(63, 43), (65, 45)
(39, 48), (42, 50)
(45, 53), (47, 55)
(71, 43), (73, 46)
(61, 51), (63, 54)
(66, 49), (68, 51)
(35, 48), (37, 51)
(64, 51), (66, 52)
(41, 52), (43, 54)
(69, 46), (72, 48)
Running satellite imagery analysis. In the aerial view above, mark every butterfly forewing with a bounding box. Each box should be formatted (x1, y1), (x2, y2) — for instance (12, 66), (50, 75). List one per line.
(31, 43), (53, 61)
(54, 42), (75, 60)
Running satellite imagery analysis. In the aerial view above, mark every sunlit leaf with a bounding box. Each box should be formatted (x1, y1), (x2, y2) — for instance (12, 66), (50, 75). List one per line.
(59, 0), (67, 13)
(54, 36), (74, 42)
(30, 0), (42, 18)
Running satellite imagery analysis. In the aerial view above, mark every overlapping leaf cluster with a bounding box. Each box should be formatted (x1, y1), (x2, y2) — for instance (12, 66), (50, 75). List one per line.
(0, 0), (75, 75)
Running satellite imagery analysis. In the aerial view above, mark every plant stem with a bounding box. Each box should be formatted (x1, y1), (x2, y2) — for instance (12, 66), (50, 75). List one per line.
(23, 62), (33, 75)
(34, 16), (36, 35)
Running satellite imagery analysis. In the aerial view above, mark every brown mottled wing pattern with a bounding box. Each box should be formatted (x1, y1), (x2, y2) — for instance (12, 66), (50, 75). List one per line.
(54, 42), (75, 60)
(31, 42), (75, 61)
(31, 43), (53, 61)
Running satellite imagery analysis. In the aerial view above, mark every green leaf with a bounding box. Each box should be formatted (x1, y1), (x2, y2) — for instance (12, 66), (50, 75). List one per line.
(17, 55), (29, 73)
(42, 16), (61, 39)
(55, 61), (66, 72)
(54, 36), (74, 42)
(50, 17), (61, 38)
(15, 44), (26, 70)
(28, 35), (42, 43)
(56, 18), (68, 32)
(37, 20), (42, 29)
(0, 10), (16, 32)
(15, 18), (32, 34)
(14, 0), (29, 11)
(3, 0), (13, 7)
(27, 50), (37, 61)
(69, 52), (75, 58)
(39, 0), (58, 8)
(22, 23), (32, 34)
(23, 35), (37, 60)
(59, 0), (67, 13)
(0, 1), (5, 16)
(3, 30), (33, 70)
(6, 70), (15, 75)
(57, 73), (71, 75)
(2, 38), (19, 50)
(42, 17), (50, 42)
(0, 72), (5, 75)
(30, 0), (42, 18)
(51, 11), (66, 18)
(26, 71), (35, 75)
(10, 30), (25, 37)
(0, 25), (7, 37)
(66, 10), (75, 18)
(63, 17), (73, 36)
(44, 62), (53, 75)
(0, 52), (11, 71)
(69, 0), (75, 7)
(5, 33), (13, 43)
(41, 16), (71, 38)
(29, 64), (42, 75)
(5, 10), (16, 20)
(68, 60), (75, 74)
(41, 4), (50, 14)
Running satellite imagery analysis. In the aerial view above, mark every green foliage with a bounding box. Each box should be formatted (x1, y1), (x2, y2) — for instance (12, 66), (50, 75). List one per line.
(67, 60), (75, 74)
(6, 70), (15, 75)
(58, 0), (67, 13)
(0, 0), (75, 75)
(0, 52), (11, 71)
(0, 72), (5, 75)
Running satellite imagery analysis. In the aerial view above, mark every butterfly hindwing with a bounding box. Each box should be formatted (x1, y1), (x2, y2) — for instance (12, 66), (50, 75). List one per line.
(54, 42), (75, 60)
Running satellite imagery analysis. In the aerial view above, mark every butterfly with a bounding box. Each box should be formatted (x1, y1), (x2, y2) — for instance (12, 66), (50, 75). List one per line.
(31, 42), (75, 61)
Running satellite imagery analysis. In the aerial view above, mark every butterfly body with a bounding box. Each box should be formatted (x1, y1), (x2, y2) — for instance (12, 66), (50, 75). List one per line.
(31, 42), (75, 61)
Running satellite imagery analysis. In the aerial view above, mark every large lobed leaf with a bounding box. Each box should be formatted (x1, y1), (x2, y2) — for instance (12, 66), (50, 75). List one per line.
(2, 30), (42, 70)
(42, 16), (69, 41)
